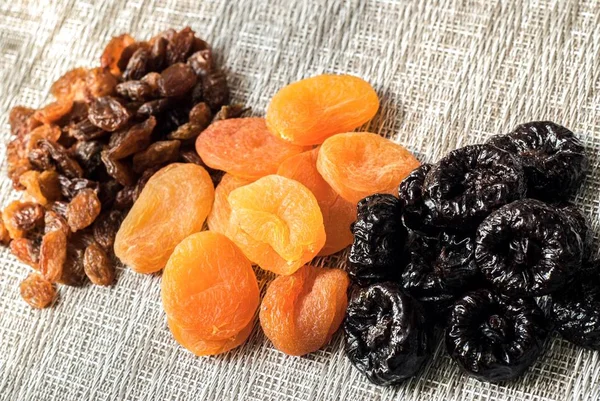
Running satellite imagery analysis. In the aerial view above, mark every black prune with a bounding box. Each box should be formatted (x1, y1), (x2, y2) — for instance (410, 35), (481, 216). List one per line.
(488, 121), (588, 201)
(348, 194), (406, 284)
(446, 289), (548, 382)
(344, 282), (432, 386)
(555, 202), (592, 262)
(402, 232), (480, 320)
(423, 144), (526, 229)
(550, 260), (600, 350)
(475, 199), (583, 297)
(398, 164), (437, 234)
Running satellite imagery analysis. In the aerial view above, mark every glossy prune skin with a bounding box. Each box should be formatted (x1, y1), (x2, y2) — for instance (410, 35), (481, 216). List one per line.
(555, 202), (592, 262)
(344, 282), (432, 386)
(398, 164), (438, 235)
(348, 194), (406, 284)
(476, 199), (583, 297)
(423, 145), (526, 230)
(446, 289), (548, 382)
(488, 121), (588, 202)
(401, 232), (480, 320)
(550, 260), (600, 350)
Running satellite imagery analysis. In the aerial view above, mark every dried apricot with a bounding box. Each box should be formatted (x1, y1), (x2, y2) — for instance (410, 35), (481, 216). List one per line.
(227, 175), (325, 275)
(260, 265), (349, 356)
(277, 149), (356, 256)
(206, 174), (253, 238)
(266, 74), (379, 146)
(161, 231), (259, 340)
(195, 117), (305, 180)
(317, 132), (420, 203)
(167, 318), (252, 357)
(114, 163), (214, 274)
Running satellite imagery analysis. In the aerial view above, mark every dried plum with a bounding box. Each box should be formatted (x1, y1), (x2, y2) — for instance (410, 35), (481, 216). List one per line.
(446, 289), (548, 382)
(398, 164), (437, 234)
(348, 194), (406, 284)
(488, 121), (588, 201)
(476, 199), (583, 297)
(344, 282), (432, 386)
(555, 202), (592, 262)
(550, 260), (600, 350)
(423, 144), (526, 229)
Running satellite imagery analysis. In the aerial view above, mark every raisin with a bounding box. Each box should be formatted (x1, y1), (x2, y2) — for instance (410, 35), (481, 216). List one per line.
(398, 164), (437, 235)
(150, 37), (168, 71)
(66, 189), (102, 232)
(85, 67), (118, 98)
(488, 121), (588, 201)
(68, 118), (107, 141)
(115, 80), (154, 101)
(44, 210), (70, 238)
(166, 27), (195, 65)
(50, 67), (88, 102)
(446, 289), (548, 382)
(132, 140), (180, 173)
(39, 229), (68, 282)
(212, 104), (249, 121)
(201, 70), (229, 111)
(58, 176), (99, 199)
(107, 116), (156, 159)
(348, 194), (406, 284)
(101, 34), (136, 75)
(83, 242), (115, 286)
(167, 123), (204, 141)
(9, 106), (36, 137)
(19, 170), (61, 205)
(187, 50), (212, 77)
(158, 63), (197, 98)
(2, 201), (45, 239)
(188, 102), (212, 126)
(0, 218), (10, 245)
(10, 238), (41, 269)
(550, 260), (600, 350)
(88, 96), (131, 132)
(92, 210), (123, 250)
(72, 140), (104, 174)
(59, 231), (91, 286)
(36, 139), (84, 178)
(101, 151), (136, 186)
(476, 199), (583, 296)
(140, 72), (161, 94)
(97, 180), (122, 209)
(33, 100), (73, 125)
(20, 273), (56, 309)
(26, 124), (61, 153)
(122, 47), (151, 81)
(137, 98), (174, 116)
(344, 282), (432, 386)
(117, 42), (149, 72)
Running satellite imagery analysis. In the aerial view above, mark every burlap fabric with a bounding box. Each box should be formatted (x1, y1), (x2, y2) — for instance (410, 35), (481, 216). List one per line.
(1, 0), (599, 400)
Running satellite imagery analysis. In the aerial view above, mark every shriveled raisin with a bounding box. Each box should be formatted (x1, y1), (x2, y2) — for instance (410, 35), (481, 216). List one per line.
(68, 118), (107, 141)
(66, 189), (102, 232)
(88, 96), (131, 132)
(212, 104), (249, 121)
(36, 139), (84, 178)
(137, 98), (174, 116)
(202, 71), (229, 111)
(58, 176), (99, 199)
(72, 140), (104, 174)
(188, 102), (212, 126)
(116, 80), (154, 101)
(107, 116), (156, 159)
(167, 123), (204, 140)
(158, 63), (197, 98)
(20, 273), (56, 309)
(33, 100), (73, 125)
(44, 210), (71, 238)
(9, 106), (36, 137)
(83, 242), (115, 286)
(10, 238), (41, 269)
(101, 151), (136, 186)
(150, 37), (168, 71)
(132, 140), (180, 173)
(92, 210), (123, 250)
(101, 34), (136, 75)
(187, 50), (212, 77)
(122, 47), (151, 81)
(19, 170), (61, 205)
(2, 201), (45, 239)
(166, 27), (195, 65)
(85, 67), (118, 98)
(39, 229), (68, 282)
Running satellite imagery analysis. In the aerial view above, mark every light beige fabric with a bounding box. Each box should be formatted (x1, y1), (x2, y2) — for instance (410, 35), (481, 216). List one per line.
(1, 1), (599, 400)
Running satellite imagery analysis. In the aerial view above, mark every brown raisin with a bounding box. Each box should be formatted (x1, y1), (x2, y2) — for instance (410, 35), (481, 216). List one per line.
(150, 37), (168, 71)
(36, 139), (84, 178)
(132, 140), (180, 173)
(101, 151), (136, 186)
(72, 140), (104, 173)
(66, 189), (101, 232)
(166, 27), (195, 65)
(115, 80), (153, 101)
(137, 98), (174, 116)
(101, 34), (136, 75)
(33, 100), (74, 124)
(167, 123), (204, 140)
(123, 47), (151, 81)
(39, 229), (68, 282)
(212, 104), (249, 121)
(44, 210), (71, 238)
(114, 185), (135, 210)
(88, 96), (131, 132)
(58, 176), (99, 199)
(202, 71), (229, 111)
(50, 68), (88, 102)
(19, 170), (61, 205)
(187, 50), (213, 77)
(20, 273), (56, 309)
(188, 102), (212, 126)
(84, 242), (115, 286)
(92, 210), (123, 250)
(9, 106), (36, 137)
(10, 238), (40, 269)
(107, 116), (156, 159)
(158, 63), (197, 98)
(2, 201), (45, 239)
(68, 119), (107, 141)
(86, 67), (118, 98)
(59, 231), (91, 286)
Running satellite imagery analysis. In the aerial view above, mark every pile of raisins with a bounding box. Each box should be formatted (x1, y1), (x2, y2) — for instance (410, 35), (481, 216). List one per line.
(2, 27), (245, 308)
(345, 121), (599, 384)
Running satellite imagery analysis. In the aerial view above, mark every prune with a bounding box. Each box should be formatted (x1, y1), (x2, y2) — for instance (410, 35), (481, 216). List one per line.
(2, 201), (45, 239)
(83, 242), (115, 286)
(446, 289), (548, 382)
(556, 202), (592, 262)
(402, 232), (479, 319)
(348, 194), (406, 284)
(88, 96), (131, 132)
(66, 189), (102, 232)
(423, 144), (526, 229)
(92, 210), (123, 250)
(476, 199), (583, 296)
(201, 70), (229, 111)
(36, 139), (84, 178)
(132, 140), (180, 173)
(10, 238), (41, 268)
(488, 121), (588, 201)
(39, 229), (68, 282)
(58, 176), (99, 199)
(158, 63), (197, 98)
(344, 282), (432, 386)
(72, 140), (104, 174)
(122, 47), (151, 81)
(107, 116), (156, 159)
(20, 273), (56, 309)
(550, 260), (600, 350)
(398, 164), (438, 234)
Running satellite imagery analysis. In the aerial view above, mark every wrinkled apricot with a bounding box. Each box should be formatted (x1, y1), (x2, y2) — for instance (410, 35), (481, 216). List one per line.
(168, 318), (252, 357)
(266, 74), (379, 146)
(277, 149), (356, 256)
(260, 265), (349, 356)
(114, 163), (214, 273)
(206, 174), (252, 238)
(162, 231), (259, 340)
(227, 175), (325, 275)
(317, 132), (420, 203)
(195, 117), (305, 180)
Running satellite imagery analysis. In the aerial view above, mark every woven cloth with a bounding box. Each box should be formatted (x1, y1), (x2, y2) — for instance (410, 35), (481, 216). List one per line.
(1, 0), (600, 400)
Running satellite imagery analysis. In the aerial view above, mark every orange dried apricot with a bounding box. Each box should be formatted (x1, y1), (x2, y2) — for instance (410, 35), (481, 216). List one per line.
(206, 174), (252, 238)
(114, 163), (214, 273)
(266, 74), (379, 146)
(161, 231), (259, 340)
(277, 149), (356, 256)
(317, 132), (420, 203)
(167, 318), (252, 356)
(260, 265), (349, 356)
(195, 117), (305, 180)
(227, 175), (325, 275)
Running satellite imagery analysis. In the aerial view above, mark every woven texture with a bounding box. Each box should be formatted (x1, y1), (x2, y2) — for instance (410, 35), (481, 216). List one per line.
(1, 0), (600, 400)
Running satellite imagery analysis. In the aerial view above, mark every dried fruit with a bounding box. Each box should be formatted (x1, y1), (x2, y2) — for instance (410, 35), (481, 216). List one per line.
(488, 121), (588, 201)
(158, 63), (197, 97)
(92, 210), (123, 250)
(260, 265), (349, 356)
(206, 174), (252, 238)
(35, 139), (84, 178)
(446, 289), (548, 382)
(277, 149), (356, 256)
(10, 238), (40, 268)
(19, 170), (61, 205)
(202, 71), (229, 111)
(122, 47), (151, 81)
(195, 117), (305, 180)
(66, 189), (102, 232)
(348, 194), (406, 284)
(227, 175), (325, 275)
(161, 231), (259, 339)
(88, 96), (131, 132)
(266, 74), (379, 146)
(2, 201), (45, 239)
(107, 116), (156, 159)
(132, 140), (180, 173)
(100, 151), (136, 186)
(33, 100), (73, 125)
(398, 164), (437, 235)
(101, 34), (136, 75)
(83, 242), (115, 286)
(44, 210), (71, 238)
(317, 132), (420, 204)
(167, 318), (252, 357)
(114, 163), (214, 273)
(19, 273), (56, 309)
(50, 68), (88, 102)
(475, 199), (583, 296)
(344, 282), (432, 386)
(85, 67), (118, 98)
(39, 229), (68, 282)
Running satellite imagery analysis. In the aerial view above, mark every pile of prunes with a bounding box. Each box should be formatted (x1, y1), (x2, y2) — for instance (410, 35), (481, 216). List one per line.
(344, 121), (599, 385)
